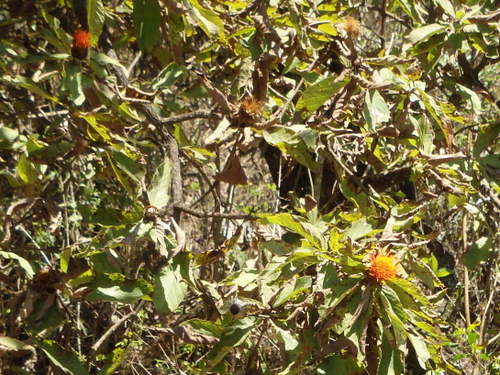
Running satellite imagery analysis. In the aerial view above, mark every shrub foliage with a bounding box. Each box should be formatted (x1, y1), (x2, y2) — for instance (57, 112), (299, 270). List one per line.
(0, 0), (498, 374)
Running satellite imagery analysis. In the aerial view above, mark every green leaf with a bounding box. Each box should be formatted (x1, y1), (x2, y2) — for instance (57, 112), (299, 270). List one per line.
(363, 90), (390, 131)
(378, 329), (403, 375)
(272, 276), (312, 307)
(432, 0), (454, 17)
(181, 319), (223, 338)
(98, 347), (127, 375)
(16, 154), (38, 184)
(153, 265), (187, 313)
(318, 354), (363, 375)
(87, 0), (105, 44)
(206, 317), (256, 369)
(109, 150), (146, 182)
(152, 63), (185, 90)
(0, 126), (19, 149)
(187, 0), (226, 41)
(13, 76), (62, 104)
(133, 0), (162, 52)
(345, 218), (373, 241)
(462, 236), (492, 269)
(386, 278), (429, 307)
(263, 127), (320, 172)
(29, 141), (74, 163)
(407, 24), (446, 44)
(0, 336), (34, 351)
(147, 157), (172, 209)
(474, 122), (500, 156)
(0, 251), (35, 279)
(63, 63), (85, 106)
(257, 213), (321, 248)
(37, 339), (89, 375)
(408, 333), (430, 369)
(296, 75), (350, 112)
(87, 281), (145, 304)
(418, 89), (452, 147)
(379, 288), (407, 348)
(455, 83), (481, 114)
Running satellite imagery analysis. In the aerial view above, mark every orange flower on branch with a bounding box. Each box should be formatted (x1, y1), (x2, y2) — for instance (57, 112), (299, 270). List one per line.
(73, 30), (91, 49)
(340, 16), (361, 39)
(367, 252), (398, 283)
(72, 30), (91, 60)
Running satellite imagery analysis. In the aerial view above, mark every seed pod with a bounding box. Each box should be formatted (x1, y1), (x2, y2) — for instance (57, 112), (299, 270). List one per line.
(229, 302), (241, 315)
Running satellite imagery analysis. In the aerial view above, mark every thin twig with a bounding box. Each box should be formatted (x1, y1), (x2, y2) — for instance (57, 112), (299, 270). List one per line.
(91, 300), (145, 353)
(462, 213), (471, 328)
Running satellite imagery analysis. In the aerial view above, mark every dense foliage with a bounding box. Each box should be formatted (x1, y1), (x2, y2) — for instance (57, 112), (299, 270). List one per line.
(0, 0), (498, 374)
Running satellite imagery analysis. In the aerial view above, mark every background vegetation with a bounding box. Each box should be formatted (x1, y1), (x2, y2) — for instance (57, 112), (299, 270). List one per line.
(0, 0), (498, 374)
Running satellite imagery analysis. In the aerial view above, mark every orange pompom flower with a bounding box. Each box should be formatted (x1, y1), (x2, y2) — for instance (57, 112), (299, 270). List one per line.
(367, 252), (398, 283)
(73, 29), (91, 49)
(340, 16), (361, 39)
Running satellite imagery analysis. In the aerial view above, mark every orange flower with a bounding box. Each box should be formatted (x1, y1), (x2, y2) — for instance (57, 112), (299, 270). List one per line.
(341, 16), (361, 39)
(368, 253), (397, 283)
(239, 96), (262, 115)
(73, 30), (91, 49)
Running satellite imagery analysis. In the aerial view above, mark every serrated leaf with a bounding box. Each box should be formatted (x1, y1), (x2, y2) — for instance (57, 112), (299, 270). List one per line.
(474, 123), (500, 157)
(109, 150), (145, 182)
(296, 75), (349, 112)
(257, 212), (321, 248)
(133, 0), (162, 52)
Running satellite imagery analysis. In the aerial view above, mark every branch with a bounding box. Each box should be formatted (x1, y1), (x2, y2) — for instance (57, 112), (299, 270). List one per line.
(174, 204), (257, 220)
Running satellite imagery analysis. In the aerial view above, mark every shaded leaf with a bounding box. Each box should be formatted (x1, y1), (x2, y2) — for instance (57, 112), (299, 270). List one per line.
(37, 339), (89, 375)
(462, 236), (492, 269)
(0, 251), (36, 278)
(133, 0), (162, 52)
(87, 0), (105, 44)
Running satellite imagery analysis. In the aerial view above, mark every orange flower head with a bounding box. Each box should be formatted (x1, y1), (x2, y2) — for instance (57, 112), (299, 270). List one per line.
(73, 30), (91, 49)
(341, 16), (361, 39)
(240, 96), (262, 116)
(368, 253), (397, 283)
